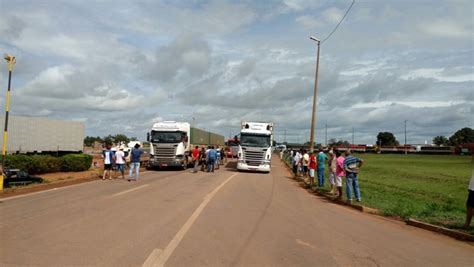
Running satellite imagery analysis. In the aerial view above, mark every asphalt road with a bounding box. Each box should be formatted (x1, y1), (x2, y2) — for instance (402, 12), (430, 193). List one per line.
(1, 159), (473, 266)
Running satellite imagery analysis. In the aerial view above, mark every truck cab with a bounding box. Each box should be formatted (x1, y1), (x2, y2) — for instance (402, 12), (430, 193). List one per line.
(148, 121), (190, 169)
(237, 122), (273, 173)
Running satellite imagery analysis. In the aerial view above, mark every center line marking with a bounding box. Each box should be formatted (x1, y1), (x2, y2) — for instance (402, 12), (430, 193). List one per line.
(144, 172), (238, 267)
(112, 184), (149, 197)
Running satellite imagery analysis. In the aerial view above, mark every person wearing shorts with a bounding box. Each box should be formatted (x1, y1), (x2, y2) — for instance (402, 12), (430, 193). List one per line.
(335, 150), (345, 200)
(115, 147), (126, 179)
(328, 149), (337, 194)
(102, 143), (115, 180)
(302, 150), (309, 180)
(464, 172), (474, 229)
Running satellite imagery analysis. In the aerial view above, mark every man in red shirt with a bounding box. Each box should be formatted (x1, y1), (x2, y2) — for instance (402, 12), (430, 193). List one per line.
(308, 151), (317, 188)
(191, 146), (200, 173)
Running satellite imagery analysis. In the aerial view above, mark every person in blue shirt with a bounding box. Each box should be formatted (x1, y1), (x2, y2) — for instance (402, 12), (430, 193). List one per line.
(317, 148), (327, 187)
(128, 143), (144, 181)
(207, 146), (217, 173)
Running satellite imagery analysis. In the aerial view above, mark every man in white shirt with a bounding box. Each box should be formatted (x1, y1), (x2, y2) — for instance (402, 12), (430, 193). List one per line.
(463, 169), (474, 229)
(293, 151), (302, 178)
(115, 147), (126, 179)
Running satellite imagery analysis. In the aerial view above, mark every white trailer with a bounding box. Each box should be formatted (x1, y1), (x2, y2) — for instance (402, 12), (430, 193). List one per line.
(237, 121), (274, 173)
(0, 115), (84, 153)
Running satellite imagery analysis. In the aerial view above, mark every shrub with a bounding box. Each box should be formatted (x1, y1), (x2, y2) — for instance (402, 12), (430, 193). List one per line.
(61, 154), (93, 172)
(5, 153), (93, 174)
(29, 155), (62, 174)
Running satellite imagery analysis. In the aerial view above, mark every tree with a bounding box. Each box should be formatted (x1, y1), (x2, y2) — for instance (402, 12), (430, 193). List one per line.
(448, 127), (474, 146)
(376, 132), (399, 146)
(328, 138), (337, 145)
(84, 136), (103, 146)
(113, 134), (130, 144)
(433, 135), (448, 146)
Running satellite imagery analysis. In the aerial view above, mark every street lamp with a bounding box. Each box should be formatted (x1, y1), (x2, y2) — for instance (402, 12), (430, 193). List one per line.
(1, 54), (15, 189)
(309, 36), (321, 152)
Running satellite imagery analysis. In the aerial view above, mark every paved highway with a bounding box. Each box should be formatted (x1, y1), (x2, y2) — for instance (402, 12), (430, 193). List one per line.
(1, 159), (473, 266)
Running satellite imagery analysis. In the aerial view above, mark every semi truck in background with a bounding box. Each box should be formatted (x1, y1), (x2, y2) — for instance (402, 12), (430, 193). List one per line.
(147, 121), (224, 169)
(237, 121), (274, 173)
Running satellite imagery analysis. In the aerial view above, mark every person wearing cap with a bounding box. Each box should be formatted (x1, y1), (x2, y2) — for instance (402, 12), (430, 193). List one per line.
(115, 146), (126, 179)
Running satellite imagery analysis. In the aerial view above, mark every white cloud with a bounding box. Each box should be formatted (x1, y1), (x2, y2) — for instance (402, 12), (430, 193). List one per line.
(419, 18), (471, 39)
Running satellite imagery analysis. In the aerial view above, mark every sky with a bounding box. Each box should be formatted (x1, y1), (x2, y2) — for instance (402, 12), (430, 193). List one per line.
(0, 0), (472, 144)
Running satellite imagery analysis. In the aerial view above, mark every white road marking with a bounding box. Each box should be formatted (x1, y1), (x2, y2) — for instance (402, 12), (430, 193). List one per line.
(0, 182), (93, 202)
(143, 249), (163, 267)
(112, 184), (149, 197)
(0, 171), (155, 202)
(144, 172), (238, 267)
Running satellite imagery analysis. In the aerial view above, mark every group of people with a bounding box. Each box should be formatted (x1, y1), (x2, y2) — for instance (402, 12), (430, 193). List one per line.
(191, 145), (227, 173)
(288, 148), (364, 203)
(102, 143), (144, 181)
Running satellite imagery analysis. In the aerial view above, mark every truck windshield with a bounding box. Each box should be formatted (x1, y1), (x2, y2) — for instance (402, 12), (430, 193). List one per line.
(151, 131), (184, 143)
(240, 133), (271, 148)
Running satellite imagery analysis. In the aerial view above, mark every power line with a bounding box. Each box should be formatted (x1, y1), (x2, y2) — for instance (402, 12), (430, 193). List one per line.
(321, 0), (355, 44)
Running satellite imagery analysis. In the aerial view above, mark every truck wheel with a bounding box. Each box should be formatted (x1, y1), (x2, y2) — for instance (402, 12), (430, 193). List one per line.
(183, 158), (188, 170)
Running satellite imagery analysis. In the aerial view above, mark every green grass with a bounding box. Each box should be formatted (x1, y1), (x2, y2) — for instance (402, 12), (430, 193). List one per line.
(283, 153), (474, 234)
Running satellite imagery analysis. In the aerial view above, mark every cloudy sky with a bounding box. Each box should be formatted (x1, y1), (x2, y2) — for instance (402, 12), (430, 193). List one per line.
(0, 0), (472, 144)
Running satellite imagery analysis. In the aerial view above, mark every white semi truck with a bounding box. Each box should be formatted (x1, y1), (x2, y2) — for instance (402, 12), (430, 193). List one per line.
(237, 121), (274, 173)
(147, 121), (224, 169)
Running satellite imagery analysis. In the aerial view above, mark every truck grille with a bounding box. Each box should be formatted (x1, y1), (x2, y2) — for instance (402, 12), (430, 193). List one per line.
(243, 149), (265, 166)
(153, 144), (177, 163)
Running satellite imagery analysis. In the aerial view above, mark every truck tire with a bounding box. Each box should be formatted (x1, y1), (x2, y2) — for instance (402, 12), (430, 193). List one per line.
(182, 157), (188, 170)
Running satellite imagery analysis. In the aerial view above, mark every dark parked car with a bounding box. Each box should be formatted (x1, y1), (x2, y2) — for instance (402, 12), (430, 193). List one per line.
(3, 169), (43, 188)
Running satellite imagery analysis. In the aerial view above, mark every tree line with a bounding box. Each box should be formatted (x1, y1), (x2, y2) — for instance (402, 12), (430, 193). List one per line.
(84, 134), (138, 147)
(301, 127), (473, 147)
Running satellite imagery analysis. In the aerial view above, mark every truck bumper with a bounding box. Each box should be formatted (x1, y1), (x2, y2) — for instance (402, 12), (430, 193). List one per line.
(149, 158), (185, 168)
(237, 162), (271, 172)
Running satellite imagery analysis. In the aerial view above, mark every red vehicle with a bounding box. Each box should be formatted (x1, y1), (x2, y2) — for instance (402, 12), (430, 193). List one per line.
(226, 138), (240, 158)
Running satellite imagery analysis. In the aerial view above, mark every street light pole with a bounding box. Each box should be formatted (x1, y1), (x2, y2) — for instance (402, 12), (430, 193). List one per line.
(309, 36), (320, 152)
(325, 123), (327, 146)
(2, 54), (15, 181)
(404, 120), (408, 155)
(404, 120), (407, 145)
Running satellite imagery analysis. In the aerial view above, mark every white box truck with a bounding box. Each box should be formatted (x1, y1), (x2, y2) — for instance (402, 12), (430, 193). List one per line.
(147, 121), (224, 169)
(237, 121), (274, 173)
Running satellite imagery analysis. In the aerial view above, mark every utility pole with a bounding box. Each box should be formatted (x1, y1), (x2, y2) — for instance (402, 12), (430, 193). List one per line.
(404, 120), (407, 145)
(404, 120), (408, 155)
(309, 36), (321, 152)
(2, 54), (15, 190)
(352, 127), (354, 145)
(325, 123), (327, 146)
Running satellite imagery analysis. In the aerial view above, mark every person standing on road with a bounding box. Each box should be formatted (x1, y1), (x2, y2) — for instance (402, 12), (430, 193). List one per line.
(463, 170), (474, 229)
(328, 148), (337, 194)
(102, 143), (115, 180)
(317, 148), (327, 187)
(335, 150), (345, 200)
(128, 143), (144, 181)
(200, 146), (207, 171)
(302, 150), (309, 181)
(215, 146), (221, 170)
(207, 146), (217, 172)
(191, 145), (200, 173)
(115, 147), (126, 179)
(343, 150), (364, 203)
(293, 150), (302, 177)
(308, 151), (317, 188)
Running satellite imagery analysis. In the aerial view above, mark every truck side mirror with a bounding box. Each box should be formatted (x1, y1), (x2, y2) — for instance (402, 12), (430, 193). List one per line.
(147, 132), (150, 142)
